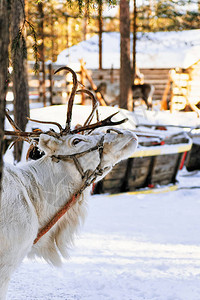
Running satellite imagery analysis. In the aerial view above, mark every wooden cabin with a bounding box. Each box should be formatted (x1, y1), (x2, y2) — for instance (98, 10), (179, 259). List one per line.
(55, 30), (200, 110)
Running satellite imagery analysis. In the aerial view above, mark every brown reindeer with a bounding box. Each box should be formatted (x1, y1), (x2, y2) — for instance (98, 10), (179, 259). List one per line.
(132, 83), (155, 110)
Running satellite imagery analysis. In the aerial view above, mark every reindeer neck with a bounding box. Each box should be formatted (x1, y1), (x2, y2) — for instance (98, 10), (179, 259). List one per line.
(21, 156), (86, 227)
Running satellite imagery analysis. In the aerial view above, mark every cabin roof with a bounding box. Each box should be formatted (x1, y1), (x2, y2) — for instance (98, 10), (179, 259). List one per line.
(56, 30), (200, 70)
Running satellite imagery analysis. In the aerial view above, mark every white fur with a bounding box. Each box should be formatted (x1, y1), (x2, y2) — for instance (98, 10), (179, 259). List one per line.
(0, 129), (137, 299)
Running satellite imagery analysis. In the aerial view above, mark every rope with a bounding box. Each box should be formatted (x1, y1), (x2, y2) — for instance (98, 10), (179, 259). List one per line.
(33, 194), (79, 244)
(33, 168), (100, 245)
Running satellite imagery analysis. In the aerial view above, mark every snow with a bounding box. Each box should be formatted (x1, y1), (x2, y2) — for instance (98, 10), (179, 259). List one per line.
(6, 168), (200, 300)
(136, 109), (200, 128)
(17, 104), (200, 132)
(4, 105), (200, 299)
(56, 30), (200, 69)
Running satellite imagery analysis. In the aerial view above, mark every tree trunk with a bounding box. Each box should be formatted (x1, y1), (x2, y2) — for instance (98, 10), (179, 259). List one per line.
(132, 0), (137, 82)
(11, 0), (29, 162)
(0, 0), (10, 190)
(82, 14), (87, 41)
(119, 0), (132, 110)
(38, 2), (46, 107)
(98, 0), (103, 70)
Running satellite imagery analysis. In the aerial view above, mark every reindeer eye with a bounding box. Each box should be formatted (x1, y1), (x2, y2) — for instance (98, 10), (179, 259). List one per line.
(72, 138), (82, 146)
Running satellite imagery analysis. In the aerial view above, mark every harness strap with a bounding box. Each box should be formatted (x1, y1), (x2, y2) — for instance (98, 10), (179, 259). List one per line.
(51, 136), (104, 161)
(33, 136), (105, 244)
(72, 156), (85, 178)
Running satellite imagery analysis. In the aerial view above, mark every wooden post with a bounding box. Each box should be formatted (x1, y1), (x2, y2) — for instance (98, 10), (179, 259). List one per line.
(110, 65), (114, 84)
(120, 158), (134, 192)
(161, 76), (171, 110)
(48, 63), (53, 105)
(144, 156), (156, 187)
(81, 64), (107, 106)
(171, 153), (183, 184)
(42, 62), (46, 106)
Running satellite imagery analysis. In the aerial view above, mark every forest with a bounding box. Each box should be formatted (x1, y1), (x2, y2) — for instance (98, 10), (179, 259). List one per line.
(1, 2), (200, 299)
(0, 0), (200, 182)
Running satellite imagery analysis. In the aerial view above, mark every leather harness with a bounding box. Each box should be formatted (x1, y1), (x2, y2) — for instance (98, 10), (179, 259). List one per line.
(33, 135), (105, 244)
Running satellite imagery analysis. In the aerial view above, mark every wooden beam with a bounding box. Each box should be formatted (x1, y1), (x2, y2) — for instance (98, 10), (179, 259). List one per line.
(80, 63), (107, 106)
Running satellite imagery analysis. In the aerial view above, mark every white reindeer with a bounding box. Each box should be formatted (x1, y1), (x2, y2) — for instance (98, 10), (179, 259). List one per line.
(0, 67), (138, 300)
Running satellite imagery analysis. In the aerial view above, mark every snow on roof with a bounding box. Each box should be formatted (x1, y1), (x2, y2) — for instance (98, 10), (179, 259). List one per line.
(56, 30), (200, 69)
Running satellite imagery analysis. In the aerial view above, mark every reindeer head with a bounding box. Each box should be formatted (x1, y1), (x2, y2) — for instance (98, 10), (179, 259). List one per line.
(38, 133), (101, 156)
(37, 128), (137, 184)
(38, 132), (104, 177)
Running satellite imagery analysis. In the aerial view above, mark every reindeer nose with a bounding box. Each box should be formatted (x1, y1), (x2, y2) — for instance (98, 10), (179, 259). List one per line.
(106, 129), (138, 142)
(129, 131), (138, 142)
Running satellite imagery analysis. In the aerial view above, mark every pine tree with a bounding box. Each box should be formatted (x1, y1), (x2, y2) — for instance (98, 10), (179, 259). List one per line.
(119, 0), (132, 110)
(136, 0), (200, 32)
(0, 0), (10, 191)
(11, 0), (30, 162)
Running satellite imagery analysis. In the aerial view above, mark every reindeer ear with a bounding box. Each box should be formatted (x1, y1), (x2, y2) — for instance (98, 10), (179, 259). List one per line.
(39, 134), (62, 155)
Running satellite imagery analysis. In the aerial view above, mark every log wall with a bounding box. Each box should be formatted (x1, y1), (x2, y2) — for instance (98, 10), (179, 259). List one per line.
(25, 64), (172, 106)
(188, 60), (200, 105)
(88, 68), (170, 102)
(9, 62), (200, 110)
(168, 60), (200, 112)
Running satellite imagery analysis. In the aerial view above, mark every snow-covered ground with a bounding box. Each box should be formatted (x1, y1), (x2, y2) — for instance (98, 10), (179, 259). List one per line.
(4, 104), (200, 299)
(7, 168), (200, 300)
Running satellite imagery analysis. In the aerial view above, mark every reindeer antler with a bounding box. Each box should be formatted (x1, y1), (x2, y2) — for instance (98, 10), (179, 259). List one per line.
(4, 67), (128, 145)
(27, 117), (63, 132)
(54, 66), (78, 133)
(5, 110), (22, 132)
(76, 89), (99, 128)
(5, 110), (32, 143)
(71, 112), (128, 134)
(20, 66), (79, 137)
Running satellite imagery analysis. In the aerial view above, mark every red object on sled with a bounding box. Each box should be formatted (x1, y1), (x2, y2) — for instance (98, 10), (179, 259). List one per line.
(179, 151), (187, 170)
